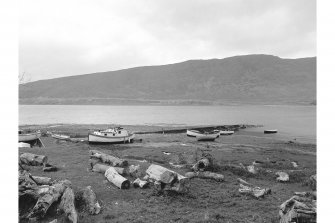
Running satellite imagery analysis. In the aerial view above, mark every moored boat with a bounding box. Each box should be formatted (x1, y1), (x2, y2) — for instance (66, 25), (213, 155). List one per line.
(51, 133), (70, 140)
(219, 130), (234, 135)
(264, 129), (278, 134)
(196, 132), (220, 141)
(18, 130), (41, 142)
(88, 127), (135, 144)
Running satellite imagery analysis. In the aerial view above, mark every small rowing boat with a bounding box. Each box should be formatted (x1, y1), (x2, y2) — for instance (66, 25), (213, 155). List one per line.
(214, 130), (234, 135)
(18, 130), (41, 142)
(264, 129), (278, 134)
(88, 127), (135, 144)
(18, 142), (31, 148)
(186, 129), (203, 137)
(196, 132), (220, 141)
(51, 133), (70, 140)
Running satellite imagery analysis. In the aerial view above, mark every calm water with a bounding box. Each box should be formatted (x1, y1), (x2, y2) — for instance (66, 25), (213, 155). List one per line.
(19, 105), (316, 143)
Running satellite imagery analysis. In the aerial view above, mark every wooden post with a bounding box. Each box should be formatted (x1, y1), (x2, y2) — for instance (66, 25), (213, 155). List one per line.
(43, 163), (58, 172)
(146, 164), (189, 193)
(89, 150), (128, 167)
(237, 178), (253, 186)
(105, 167), (130, 189)
(59, 187), (78, 223)
(90, 162), (125, 175)
(38, 138), (45, 148)
(185, 171), (224, 182)
(146, 164), (177, 184)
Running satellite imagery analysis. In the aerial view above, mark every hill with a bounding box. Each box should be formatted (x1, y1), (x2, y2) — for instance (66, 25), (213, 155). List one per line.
(19, 54), (316, 105)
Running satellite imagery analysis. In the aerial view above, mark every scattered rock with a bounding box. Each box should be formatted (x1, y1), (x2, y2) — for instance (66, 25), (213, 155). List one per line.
(192, 158), (211, 172)
(247, 165), (258, 174)
(291, 162), (298, 168)
(133, 178), (149, 188)
(276, 172), (289, 182)
(239, 184), (271, 198)
(128, 164), (141, 177)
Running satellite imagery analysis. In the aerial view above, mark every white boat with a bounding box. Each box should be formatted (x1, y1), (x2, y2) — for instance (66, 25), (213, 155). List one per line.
(196, 132), (220, 141)
(18, 130), (41, 142)
(219, 130), (234, 135)
(51, 133), (70, 140)
(88, 127), (135, 144)
(264, 129), (278, 134)
(18, 142), (31, 148)
(186, 129), (203, 137)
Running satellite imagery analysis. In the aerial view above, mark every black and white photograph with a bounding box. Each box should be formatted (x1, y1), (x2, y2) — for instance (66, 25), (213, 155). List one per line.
(12, 0), (321, 222)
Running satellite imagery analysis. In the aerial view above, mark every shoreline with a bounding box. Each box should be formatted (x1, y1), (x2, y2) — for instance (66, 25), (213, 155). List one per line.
(19, 123), (316, 146)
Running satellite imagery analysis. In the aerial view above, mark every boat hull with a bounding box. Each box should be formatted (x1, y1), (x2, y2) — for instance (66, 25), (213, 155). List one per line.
(51, 134), (70, 140)
(19, 133), (41, 142)
(186, 130), (202, 137)
(264, 130), (278, 134)
(88, 133), (135, 144)
(220, 130), (234, 135)
(196, 133), (219, 141)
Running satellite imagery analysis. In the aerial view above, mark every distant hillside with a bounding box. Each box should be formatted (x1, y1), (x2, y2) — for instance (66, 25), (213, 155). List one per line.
(19, 54), (316, 105)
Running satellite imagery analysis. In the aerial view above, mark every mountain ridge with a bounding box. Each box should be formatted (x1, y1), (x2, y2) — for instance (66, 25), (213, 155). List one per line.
(19, 54), (316, 105)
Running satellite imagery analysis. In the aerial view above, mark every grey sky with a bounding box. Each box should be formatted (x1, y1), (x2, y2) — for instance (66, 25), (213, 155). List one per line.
(19, 0), (316, 82)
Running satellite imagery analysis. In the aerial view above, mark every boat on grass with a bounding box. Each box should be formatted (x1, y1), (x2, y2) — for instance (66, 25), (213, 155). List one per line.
(51, 133), (71, 140)
(196, 132), (220, 141)
(19, 130), (41, 142)
(18, 142), (31, 148)
(88, 127), (135, 144)
(264, 129), (278, 134)
(187, 129), (203, 137)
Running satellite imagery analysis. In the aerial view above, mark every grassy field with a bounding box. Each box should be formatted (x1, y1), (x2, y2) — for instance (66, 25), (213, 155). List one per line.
(19, 125), (316, 223)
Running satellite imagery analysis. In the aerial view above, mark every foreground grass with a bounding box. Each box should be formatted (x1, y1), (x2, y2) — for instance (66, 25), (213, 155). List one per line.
(19, 125), (316, 223)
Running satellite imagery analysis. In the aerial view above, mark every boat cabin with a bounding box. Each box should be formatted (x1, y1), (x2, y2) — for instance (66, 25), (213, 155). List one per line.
(93, 127), (130, 137)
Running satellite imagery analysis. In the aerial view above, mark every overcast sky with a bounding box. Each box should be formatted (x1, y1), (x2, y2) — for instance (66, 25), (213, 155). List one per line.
(19, 0), (316, 82)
